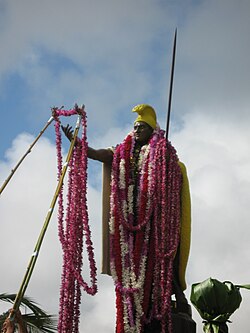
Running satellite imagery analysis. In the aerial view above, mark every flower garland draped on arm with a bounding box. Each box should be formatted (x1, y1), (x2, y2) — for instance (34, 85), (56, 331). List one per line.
(53, 107), (97, 333)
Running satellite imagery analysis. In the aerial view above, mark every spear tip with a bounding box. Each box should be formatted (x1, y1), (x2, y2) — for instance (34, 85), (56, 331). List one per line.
(166, 29), (178, 141)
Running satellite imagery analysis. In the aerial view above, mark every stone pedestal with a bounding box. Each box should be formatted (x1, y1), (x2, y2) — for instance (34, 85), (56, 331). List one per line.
(172, 303), (196, 333)
(144, 303), (196, 332)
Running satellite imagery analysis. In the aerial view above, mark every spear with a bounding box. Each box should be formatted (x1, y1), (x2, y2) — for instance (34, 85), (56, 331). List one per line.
(6, 109), (83, 324)
(0, 116), (55, 196)
(166, 28), (177, 141)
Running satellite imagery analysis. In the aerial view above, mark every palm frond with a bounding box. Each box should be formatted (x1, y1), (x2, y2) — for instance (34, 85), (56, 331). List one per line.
(0, 293), (57, 333)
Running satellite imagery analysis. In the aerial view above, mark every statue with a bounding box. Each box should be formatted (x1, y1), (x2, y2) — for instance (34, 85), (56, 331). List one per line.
(62, 104), (195, 333)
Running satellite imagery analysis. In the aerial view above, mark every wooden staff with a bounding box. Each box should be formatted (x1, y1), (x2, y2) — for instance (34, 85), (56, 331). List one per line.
(7, 110), (83, 323)
(166, 28), (177, 141)
(0, 116), (55, 196)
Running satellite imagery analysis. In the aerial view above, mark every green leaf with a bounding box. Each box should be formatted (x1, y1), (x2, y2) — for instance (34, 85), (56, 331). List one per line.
(190, 278), (242, 323)
(0, 293), (57, 333)
(236, 284), (250, 290)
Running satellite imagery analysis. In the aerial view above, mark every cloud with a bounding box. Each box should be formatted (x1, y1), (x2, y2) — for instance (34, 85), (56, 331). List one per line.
(176, 0), (250, 120)
(173, 111), (250, 332)
(0, 0), (169, 69)
(1, 105), (250, 332)
(1, 0), (250, 332)
(0, 0), (176, 133)
(0, 133), (116, 333)
(1, 0), (249, 155)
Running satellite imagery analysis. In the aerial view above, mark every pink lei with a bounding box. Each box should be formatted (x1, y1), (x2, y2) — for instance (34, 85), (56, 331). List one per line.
(109, 127), (182, 333)
(54, 107), (97, 333)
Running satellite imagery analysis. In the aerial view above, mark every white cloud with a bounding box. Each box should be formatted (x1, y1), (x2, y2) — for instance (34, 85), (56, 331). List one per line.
(0, 0), (175, 131)
(0, 0), (169, 68)
(176, 0), (250, 120)
(0, 133), (116, 332)
(1, 105), (250, 332)
(1, 0), (250, 332)
(173, 112), (250, 332)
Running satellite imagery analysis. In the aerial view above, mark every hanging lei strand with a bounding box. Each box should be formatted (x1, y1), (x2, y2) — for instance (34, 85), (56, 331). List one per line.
(54, 106), (97, 333)
(152, 140), (182, 333)
(109, 127), (182, 333)
(110, 130), (157, 333)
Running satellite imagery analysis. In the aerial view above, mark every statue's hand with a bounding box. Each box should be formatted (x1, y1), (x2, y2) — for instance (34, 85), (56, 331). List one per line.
(61, 124), (73, 142)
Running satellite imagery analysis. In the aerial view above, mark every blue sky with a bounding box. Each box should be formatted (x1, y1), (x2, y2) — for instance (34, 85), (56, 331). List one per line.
(1, 1), (250, 332)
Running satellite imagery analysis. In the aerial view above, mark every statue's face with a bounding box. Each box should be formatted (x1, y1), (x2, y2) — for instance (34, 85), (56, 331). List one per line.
(134, 121), (153, 145)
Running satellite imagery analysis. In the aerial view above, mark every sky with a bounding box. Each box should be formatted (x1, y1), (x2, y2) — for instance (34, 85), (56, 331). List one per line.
(0, 0), (250, 332)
